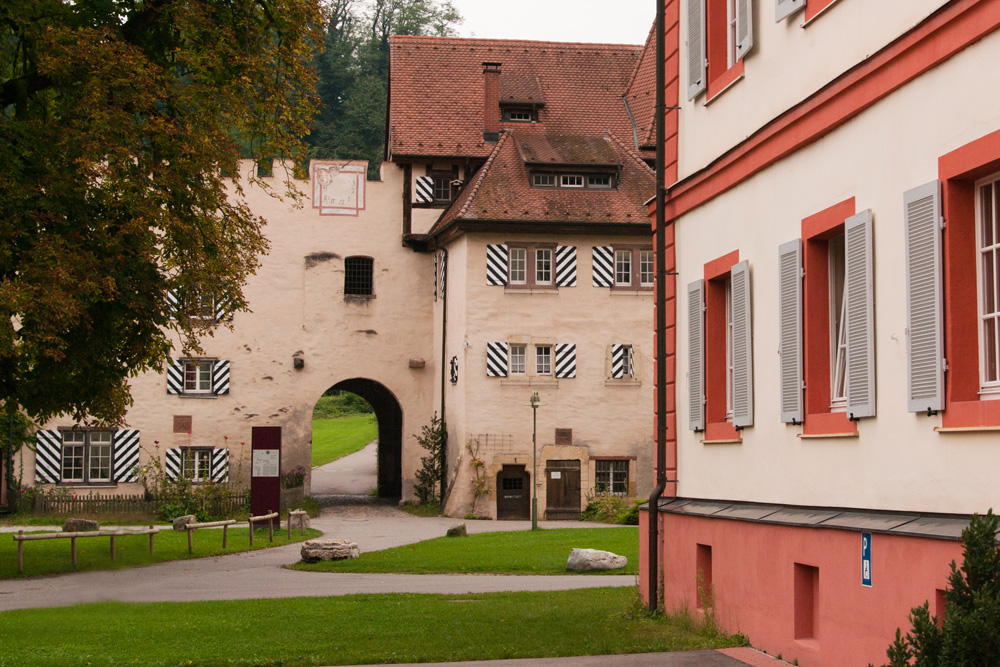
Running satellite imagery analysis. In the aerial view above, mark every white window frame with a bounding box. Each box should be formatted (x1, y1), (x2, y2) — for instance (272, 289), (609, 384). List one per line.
(560, 175), (584, 188)
(615, 249), (632, 287)
(640, 250), (654, 287)
(587, 175), (612, 189)
(509, 247), (527, 285)
(977, 173), (1000, 393)
(509, 344), (527, 375)
(535, 248), (552, 285)
(60, 430), (113, 484)
(533, 173), (556, 188)
(181, 447), (212, 482)
(829, 234), (848, 408)
(535, 345), (552, 375)
(184, 359), (214, 394)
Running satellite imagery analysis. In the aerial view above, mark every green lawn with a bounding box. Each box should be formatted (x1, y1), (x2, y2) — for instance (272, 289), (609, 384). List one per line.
(1, 526), (321, 579)
(291, 526), (639, 575)
(311, 414), (377, 467)
(0, 587), (746, 667)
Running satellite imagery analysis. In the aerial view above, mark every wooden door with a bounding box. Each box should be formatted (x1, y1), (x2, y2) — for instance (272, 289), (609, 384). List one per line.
(496, 465), (530, 520)
(545, 459), (581, 520)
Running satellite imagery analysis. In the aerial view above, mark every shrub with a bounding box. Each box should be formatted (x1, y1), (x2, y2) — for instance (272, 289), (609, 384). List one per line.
(413, 413), (445, 504)
(873, 509), (1000, 667)
(581, 495), (642, 525)
(280, 465), (306, 489)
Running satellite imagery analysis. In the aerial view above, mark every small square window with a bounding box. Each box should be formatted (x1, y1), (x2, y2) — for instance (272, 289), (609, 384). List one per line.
(536, 345), (552, 375)
(344, 256), (374, 296)
(533, 174), (556, 188)
(432, 174), (453, 202)
(182, 448), (212, 482)
(560, 175), (584, 188)
(184, 360), (213, 394)
(595, 460), (629, 496)
(510, 344), (526, 375)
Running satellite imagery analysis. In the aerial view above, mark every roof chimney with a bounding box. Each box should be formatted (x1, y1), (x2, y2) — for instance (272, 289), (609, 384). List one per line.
(483, 62), (501, 143)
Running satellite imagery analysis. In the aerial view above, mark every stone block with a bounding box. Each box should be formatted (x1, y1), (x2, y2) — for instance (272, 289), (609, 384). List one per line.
(300, 539), (360, 562)
(566, 548), (628, 571)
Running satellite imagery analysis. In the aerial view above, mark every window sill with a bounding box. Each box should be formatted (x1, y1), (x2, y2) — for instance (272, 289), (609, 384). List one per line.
(609, 289), (653, 297)
(604, 379), (642, 387)
(177, 394), (218, 400)
(801, 411), (856, 436)
(344, 295), (375, 303)
(705, 61), (745, 105)
(501, 378), (559, 387)
(797, 431), (859, 439)
(56, 483), (118, 488)
(941, 398), (1000, 429)
(412, 202), (451, 209)
(504, 287), (559, 295)
(934, 426), (1000, 433)
(701, 438), (742, 445)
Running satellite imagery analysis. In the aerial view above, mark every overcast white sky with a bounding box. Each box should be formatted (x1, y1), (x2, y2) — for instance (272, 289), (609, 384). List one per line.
(446, 1), (655, 45)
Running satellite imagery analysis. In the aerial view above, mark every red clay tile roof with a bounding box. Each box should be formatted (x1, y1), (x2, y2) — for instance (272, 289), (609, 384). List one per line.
(431, 130), (655, 235)
(623, 22), (658, 151)
(515, 134), (622, 166)
(500, 75), (545, 106)
(388, 36), (643, 159)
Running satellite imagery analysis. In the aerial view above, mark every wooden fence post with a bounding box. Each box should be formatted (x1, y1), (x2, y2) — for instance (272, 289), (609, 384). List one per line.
(17, 531), (23, 574)
(71, 536), (77, 568)
(268, 511), (274, 543)
(149, 526), (155, 557)
(222, 523), (228, 549)
(248, 518), (254, 546)
(187, 528), (193, 555)
(287, 509), (292, 541)
(110, 535), (116, 561)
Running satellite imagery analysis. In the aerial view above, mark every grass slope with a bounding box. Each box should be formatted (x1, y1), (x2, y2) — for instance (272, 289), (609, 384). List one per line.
(311, 414), (377, 467)
(0, 588), (745, 667)
(1, 527), (320, 579)
(291, 526), (639, 575)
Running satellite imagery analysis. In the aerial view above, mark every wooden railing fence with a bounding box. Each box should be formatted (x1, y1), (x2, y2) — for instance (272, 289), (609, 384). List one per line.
(35, 493), (246, 517)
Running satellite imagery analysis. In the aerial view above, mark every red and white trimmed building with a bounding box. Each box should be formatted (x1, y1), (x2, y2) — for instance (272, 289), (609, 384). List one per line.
(641, 0), (1000, 665)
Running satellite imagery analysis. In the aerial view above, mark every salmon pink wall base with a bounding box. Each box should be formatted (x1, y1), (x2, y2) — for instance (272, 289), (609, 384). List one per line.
(658, 513), (960, 667)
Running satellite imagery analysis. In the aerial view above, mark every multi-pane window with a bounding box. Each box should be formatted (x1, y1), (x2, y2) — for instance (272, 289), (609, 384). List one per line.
(595, 460), (629, 496)
(509, 248), (527, 284)
(504, 109), (535, 122)
(432, 174), (452, 202)
(510, 344), (527, 375)
(344, 256), (374, 296)
(536, 345), (552, 375)
(535, 248), (552, 284)
(184, 360), (213, 394)
(978, 174), (1000, 390)
(181, 448), (212, 481)
(615, 249), (632, 286)
(531, 172), (616, 189)
(640, 250), (655, 286)
(560, 175), (584, 188)
(587, 175), (612, 189)
(828, 234), (848, 407)
(533, 174), (556, 188)
(61, 430), (112, 483)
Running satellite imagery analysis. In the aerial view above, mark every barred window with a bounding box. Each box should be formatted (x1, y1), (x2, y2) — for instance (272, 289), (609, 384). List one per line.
(595, 460), (629, 496)
(344, 256), (374, 296)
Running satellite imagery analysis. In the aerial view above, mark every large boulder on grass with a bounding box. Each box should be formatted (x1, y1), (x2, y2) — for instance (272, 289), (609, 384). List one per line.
(62, 518), (99, 532)
(300, 539), (360, 562)
(172, 515), (197, 531)
(566, 548), (628, 571)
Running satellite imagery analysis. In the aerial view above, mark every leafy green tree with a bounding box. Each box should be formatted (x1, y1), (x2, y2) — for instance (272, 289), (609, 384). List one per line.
(0, 0), (324, 428)
(875, 509), (1000, 667)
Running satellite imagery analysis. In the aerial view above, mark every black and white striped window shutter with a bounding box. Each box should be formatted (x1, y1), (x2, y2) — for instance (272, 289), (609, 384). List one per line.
(35, 430), (62, 483)
(486, 342), (508, 377)
(112, 430), (140, 483)
(555, 344), (577, 378)
(611, 344), (632, 378)
(167, 360), (184, 394)
(214, 298), (231, 323)
(212, 360), (231, 395)
(592, 247), (614, 287)
(439, 251), (447, 296)
(211, 448), (229, 483)
(555, 246), (577, 287)
(415, 176), (434, 203)
(164, 448), (182, 481)
(486, 245), (508, 285)
(166, 290), (180, 320)
(433, 253), (439, 301)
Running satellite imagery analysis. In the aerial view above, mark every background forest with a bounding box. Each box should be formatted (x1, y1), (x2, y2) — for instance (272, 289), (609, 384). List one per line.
(308, 0), (462, 179)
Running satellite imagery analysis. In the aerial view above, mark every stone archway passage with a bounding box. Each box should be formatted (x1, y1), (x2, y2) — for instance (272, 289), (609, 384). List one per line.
(330, 378), (402, 498)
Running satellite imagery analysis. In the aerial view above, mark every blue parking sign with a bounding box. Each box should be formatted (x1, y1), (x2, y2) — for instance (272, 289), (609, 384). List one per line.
(862, 532), (872, 587)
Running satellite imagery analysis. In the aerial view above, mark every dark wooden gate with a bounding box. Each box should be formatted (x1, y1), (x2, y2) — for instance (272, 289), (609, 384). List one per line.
(496, 465), (530, 520)
(545, 459), (581, 520)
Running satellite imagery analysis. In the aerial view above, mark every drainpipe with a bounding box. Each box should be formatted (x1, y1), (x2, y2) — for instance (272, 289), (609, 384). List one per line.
(647, 0), (668, 613)
(438, 245), (449, 507)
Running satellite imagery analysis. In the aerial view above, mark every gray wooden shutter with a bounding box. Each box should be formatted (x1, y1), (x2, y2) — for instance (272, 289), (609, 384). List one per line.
(212, 360), (230, 395)
(486, 244), (508, 286)
(167, 360), (184, 394)
(775, 0), (805, 22)
(211, 448), (229, 483)
(611, 344), (629, 378)
(731, 261), (754, 428)
(415, 176), (433, 203)
(778, 239), (804, 423)
(486, 342), (508, 377)
(112, 429), (140, 483)
(904, 181), (945, 413)
(555, 343), (576, 378)
(556, 246), (577, 287)
(592, 246), (614, 287)
(688, 280), (706, 430)
(164, 448), (181, 481)
(735, 0), (754, 61)
(845, 209), (876, 420)
(34, 430), (62, 483)
(687, 0), (707, 99)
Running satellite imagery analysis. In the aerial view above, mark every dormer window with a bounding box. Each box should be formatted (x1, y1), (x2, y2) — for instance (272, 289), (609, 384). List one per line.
(503, 108), (536, 122)
(533, 174), (556, 188)
(587, 175), (612, 189)
(560, 175), (584, 188)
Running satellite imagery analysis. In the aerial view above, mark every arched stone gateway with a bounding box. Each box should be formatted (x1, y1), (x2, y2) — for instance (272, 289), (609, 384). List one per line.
(328, 378), (402, 498)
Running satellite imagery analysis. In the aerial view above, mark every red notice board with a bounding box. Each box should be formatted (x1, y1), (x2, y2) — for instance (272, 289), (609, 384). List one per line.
(251, 426), (282, 519)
